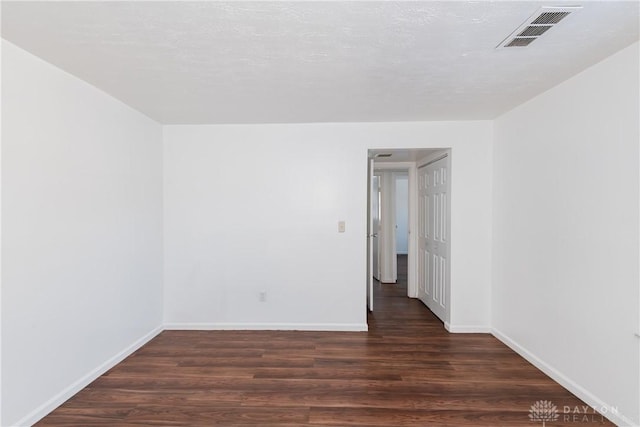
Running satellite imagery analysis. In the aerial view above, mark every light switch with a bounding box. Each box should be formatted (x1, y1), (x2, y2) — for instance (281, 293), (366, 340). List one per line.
(338, 221), (346, 233)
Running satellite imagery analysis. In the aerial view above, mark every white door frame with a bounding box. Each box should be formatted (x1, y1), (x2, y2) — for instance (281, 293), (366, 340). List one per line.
(367, 159), (375, 311)
(372, 162), (418, 298)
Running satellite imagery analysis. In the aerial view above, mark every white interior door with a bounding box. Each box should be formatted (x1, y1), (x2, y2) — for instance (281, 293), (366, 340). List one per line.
(378, 172), (397, 283)
(372, 174), (380, 282)
(366, 159), (376, 312)
(417, 155), (450, 322)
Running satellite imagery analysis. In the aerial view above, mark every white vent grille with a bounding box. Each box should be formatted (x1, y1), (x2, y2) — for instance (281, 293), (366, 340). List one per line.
(506, 37), (537, 47)
(517, 25), (552, 37)
(531, 11), (571, 25)
(497, 6), (581, 49)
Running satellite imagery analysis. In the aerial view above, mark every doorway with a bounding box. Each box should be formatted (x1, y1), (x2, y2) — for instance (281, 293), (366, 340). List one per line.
(366, 149), (451, 326)
(371, 170), (408, 284)
(395, 173), (409, 257)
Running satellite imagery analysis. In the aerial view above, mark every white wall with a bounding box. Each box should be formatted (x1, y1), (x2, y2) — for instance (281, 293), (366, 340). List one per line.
(493, 42), (639, 426)
(1, 41), (164, 426)
(395, 174), (409, 255)
(163, 121), (493, 332)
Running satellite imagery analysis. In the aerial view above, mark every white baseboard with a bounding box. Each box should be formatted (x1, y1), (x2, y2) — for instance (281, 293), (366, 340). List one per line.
(492, 328), (637, 427)
(163, 322), (369, 332)
(444, 322), (491, 333)
(14, 325), (163, 427)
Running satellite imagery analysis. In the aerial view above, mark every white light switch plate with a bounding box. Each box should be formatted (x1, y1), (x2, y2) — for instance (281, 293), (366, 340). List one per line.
(338, 221), (346, 233)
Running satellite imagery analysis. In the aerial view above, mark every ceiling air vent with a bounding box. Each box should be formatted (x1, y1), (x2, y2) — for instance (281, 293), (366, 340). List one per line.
(497, 6), (581, 49)
(531, 11), (572, 25)
(505, 37), (537, 47)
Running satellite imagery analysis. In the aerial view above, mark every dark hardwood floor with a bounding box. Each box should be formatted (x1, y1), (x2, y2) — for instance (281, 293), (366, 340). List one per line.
(36, 255), (611, 426)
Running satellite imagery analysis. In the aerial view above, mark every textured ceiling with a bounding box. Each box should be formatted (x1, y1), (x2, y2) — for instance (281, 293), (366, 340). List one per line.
(2, 1), (639, 124)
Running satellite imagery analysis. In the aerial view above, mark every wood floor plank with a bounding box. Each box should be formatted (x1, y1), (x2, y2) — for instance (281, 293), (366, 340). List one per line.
(308, 407), (600, 427)
(35, 255), (613, 426)
(124, 405), (310, 425)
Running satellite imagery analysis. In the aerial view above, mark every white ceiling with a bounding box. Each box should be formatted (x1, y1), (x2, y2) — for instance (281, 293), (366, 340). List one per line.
(2, 1), (638, 125)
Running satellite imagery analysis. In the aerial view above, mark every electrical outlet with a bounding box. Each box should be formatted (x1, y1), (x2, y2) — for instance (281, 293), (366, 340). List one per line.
(259, 291), (267, 302)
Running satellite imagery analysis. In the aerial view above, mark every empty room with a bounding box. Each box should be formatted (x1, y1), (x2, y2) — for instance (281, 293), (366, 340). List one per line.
(1, 1), (639, 426)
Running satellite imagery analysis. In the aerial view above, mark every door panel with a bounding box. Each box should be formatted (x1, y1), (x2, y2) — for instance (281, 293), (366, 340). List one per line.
(372, 175), (380, 282)
(378, 172), (397, 283)
(417, 155), (450, 323)
(367, 160), (376, 312)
